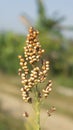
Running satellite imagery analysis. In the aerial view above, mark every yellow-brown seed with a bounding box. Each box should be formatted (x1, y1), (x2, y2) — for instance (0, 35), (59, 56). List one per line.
(18, 55), (22, 59)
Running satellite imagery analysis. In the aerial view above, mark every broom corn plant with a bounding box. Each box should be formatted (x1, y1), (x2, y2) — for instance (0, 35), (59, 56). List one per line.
(18, 27), (55, 130)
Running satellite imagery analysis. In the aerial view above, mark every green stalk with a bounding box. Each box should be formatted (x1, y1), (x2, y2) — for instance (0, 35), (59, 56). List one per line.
(35, 86), (41, 130)
(36, 97), (40, 130)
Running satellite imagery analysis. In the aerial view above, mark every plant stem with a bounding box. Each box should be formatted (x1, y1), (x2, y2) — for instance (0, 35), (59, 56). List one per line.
(35, 86), (41, 130)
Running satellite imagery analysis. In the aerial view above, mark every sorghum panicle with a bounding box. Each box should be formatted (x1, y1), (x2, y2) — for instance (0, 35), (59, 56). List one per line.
(18, 27), (54, 118)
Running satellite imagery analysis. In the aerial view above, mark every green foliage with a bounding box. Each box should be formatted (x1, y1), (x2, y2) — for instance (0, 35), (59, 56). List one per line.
(0, 31), (73, 76)
(53, 75), (73, 88)
(0, 32), (25, 74)
(38, 31), (73, 76)
(36, 0), (64, 37)
(35, 0), (73, 76)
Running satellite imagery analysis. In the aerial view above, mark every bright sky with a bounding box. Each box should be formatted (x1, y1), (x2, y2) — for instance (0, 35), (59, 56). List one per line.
(0, 0), (73, 35)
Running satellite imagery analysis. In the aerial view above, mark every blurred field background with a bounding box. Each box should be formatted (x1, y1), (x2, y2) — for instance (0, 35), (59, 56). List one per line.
(0, 0), (73, 130)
